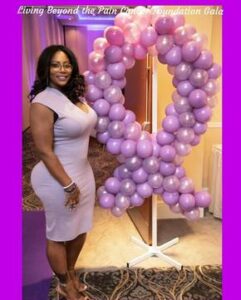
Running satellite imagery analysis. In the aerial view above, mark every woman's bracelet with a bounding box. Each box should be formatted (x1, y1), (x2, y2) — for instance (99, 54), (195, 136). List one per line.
(63, 182), (77, 193)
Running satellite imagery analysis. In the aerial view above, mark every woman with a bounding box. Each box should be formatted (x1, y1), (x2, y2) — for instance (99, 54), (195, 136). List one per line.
(30, 45), (97, 300)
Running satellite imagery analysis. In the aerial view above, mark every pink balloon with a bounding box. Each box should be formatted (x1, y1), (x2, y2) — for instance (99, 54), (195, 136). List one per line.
(123, 56), (135, 69)
(134, 44), (148, 60)
(123, 23), (141, 44)
(114, 12), (133, 30)
(105, 26), (125, 46)
(122, 43), (134, 57)
(93, 37), (109, 54)
(172, 15), (185, 29)
(155, 16), (174, 34)
(88, 51), (106, 73)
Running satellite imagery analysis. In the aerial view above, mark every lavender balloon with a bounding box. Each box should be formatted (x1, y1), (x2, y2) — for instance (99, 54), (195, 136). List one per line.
(175, 166), (186, 178)
(107, 62), (126, 79)
(179, 111), (196, 127)
(106, 138), (123, 155)
(116, 165), (131, 179)
(195, 191), (211, 207)
(137, 182), (153, 198)
(123, 110), (136, 125)
(188, 89), (207, 108)
(175, 62), (192, 80)
(155, 35), (174, 55)
(179, 193), (195, 211)
(165, 46), (182, 66)
(176, 128), (195, 144)
(148, 173), (163, 189)
(179, 177), (194, 193)
(130, 193), (145, 207)
(132, 167), (148, 184)
(115, 193), (130, 209)
(120, 179), (136, 196)
(162, 192), (179, 205)
(111, 206), (125, 217)
(109, 103), (126, 121)
(105, 177), (121, 194)
(160, 161), (176, 176)
(182, 41), (201, 62)
(96, 117), (110, 133)
(193, 122), (207, 135)
(99, 193), (115, 209)
(94, 71), (112, 89)
(125, 156), (142, 171)
(93, 99), (110, 116)
(193, 50), (213, 69)
(104, 85), (122, 104)
(160, 145), (176, 162)
(86, 84), (103, 102)
(136, 139), (153, 158)
(124, 122), (142, 140)
(174, 141), (192, 156)
(108, 120), (125, 138)
(120, 139), (136, 157)
(193, 106), (212, 123)
(104, 45), (123, 63)
(184, 208), (200, 220)
(163, 175), (180, 193)
(162, 115), (180, 133)
(142, 156), (160, 174)
(156, 130), (175, 146)
(97, 131), (110, 144)
(177, 80), (194, 97)
(189, 69), (209, 88)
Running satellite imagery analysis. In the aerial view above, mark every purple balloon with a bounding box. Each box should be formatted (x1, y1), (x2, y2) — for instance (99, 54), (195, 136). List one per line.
(111, 206), (125, 217)
(105, 177), (121, 194)
(156, 130), (175, 146)
(193, 50), (213, 70)
(136, 139), (153, 158)
(106, 138), (123, 154)
(174, 24), (194, 45)
(174, 141), (192, 156)
(97, 186), (108, 198)
(132, 167), (148, 184)
(188, 89), (207, 108)
(86, 84), (103, 102)
(193, 122), (207, 135)
(156, 35), (174, 55)
(153, 186), (164, 195)
(160, 145), (176, 162)
(160, 161), (176, 176)
(175, 62), (192, 81)
(176, 128), (195, 144)
(202, 79), (219, 97)
(93, 99), (110, 116)
(152, 142), (161, 157)
(108, 120), (125, 138)
(97, 131), (110, 144)
(116, 165), (131, 179)
(179, 193), (195, 211)
(120, 139), (136, 157)
(165, 103), (178, 116)
(182, 41), (202, 62)
(96, 117), (110, 133)
(195, 191), (211, 207)
(179, 111), (196, 127)
(139, 131), (152, 141)
(123, 110), (136, 125)
(107, 62), (126, 80)
(130, 193), (145, 207)
(155, 16), (174, 34)
(175, 166), (186, 178)
(134, 44), (148, 60)
(162, 115), (180, 133)
(104, 85), (122, 104)
(112, 78), (126, 89)
(207, 63), (222, 79)
(109, 103), (126, 121)
(120, 179), (136, 196)
(83, 70), (95, 84)
(104, 45), (123, 63)
(99, 193), (115, 209)
(105, 26), (124, 46)
(125, 156), (142, 171)
(179, 177), (194, 193)
(170, 202), (183, 214)
(94, 71), (112, 89)
(148, 173), (163, 189)
(172, 77), (180, 88)
(140, 26), (158, 47)
(124, 122), (142, 140)
(137, 182), (153, 198)
(177, 80), (194, 96)
(163, 176), (180, 193)
(142, 156), (160, 174)
(189, 69), (209, 88)
(162, 192), (179, 205)
(174, 96), (192, 114)
(165, 46), (182, 66)
(193, 106), (212, 123)
(190, 135), (201, 146)
(184, 208), (200, 220)
(115, 193), (130, 209)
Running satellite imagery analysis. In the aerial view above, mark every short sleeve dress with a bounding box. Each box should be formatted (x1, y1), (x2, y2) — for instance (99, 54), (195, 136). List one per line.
(30, 87), (98, 242)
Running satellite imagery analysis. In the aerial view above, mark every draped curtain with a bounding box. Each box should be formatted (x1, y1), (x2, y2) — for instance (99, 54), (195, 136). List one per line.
(22, 14), (64, 130)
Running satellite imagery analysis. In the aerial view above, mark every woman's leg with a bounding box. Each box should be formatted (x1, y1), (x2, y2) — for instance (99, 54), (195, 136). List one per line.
(66, 233), (87, 291)
(46, 239), (80, 300)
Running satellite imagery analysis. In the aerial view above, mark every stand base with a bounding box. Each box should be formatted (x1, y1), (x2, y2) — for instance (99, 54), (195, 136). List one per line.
(127, 236), (182, 270)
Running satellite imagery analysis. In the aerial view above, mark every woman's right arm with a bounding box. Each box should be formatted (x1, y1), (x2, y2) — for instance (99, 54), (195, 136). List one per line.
(30, 103), (72, 187)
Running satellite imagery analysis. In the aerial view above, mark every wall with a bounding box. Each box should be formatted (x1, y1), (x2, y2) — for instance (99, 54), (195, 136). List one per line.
(155, 6), (222, 218)
(22, 14), (64, 130)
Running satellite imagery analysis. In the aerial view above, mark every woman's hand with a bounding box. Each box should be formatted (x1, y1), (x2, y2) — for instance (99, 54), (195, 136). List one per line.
(64, 185), (80, 210)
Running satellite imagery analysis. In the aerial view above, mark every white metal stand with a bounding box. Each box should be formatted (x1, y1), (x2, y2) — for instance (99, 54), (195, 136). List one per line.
(127, 197), (182, 270)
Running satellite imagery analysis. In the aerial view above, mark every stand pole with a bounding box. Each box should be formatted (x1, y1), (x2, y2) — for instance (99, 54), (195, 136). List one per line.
(127, 196), (182, 270)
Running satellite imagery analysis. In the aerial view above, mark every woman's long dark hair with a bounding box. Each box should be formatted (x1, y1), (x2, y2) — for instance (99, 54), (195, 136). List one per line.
(29, 45), (86, 103)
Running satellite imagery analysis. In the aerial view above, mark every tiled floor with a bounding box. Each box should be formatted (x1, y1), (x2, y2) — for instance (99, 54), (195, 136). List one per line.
(76, 206), (222, 271)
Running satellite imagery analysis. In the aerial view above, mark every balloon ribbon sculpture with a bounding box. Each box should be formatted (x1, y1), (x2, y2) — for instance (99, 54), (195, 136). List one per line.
(84, 6), (221, 224)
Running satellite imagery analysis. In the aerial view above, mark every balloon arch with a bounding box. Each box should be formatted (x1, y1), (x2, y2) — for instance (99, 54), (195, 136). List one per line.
(84, 6), (221, 220)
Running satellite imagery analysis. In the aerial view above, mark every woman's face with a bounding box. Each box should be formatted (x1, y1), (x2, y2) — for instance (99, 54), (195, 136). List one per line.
(49, 51), (73, 89)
